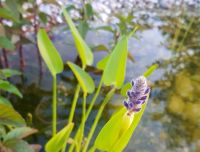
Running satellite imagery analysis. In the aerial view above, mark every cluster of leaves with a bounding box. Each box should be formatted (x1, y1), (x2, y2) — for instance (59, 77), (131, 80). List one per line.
(0, 0), (63, 53)
(37, 6), (157, 152)
(0, 69), (39, 152)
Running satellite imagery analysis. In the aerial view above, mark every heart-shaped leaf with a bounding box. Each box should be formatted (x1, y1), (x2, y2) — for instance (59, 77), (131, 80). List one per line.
(45, 122), (74, 152)
(37, 29), (64, 76)
(0, 69), (21, 78)
(102, 36), (128, 88)
(63, 8), (93, 66)
(110, 98), (149, 152)
(0, 80), (22, 98)
(0, 104), (25, 127)
(0, 96), (12, 107)
(96, 54), (110, 70)
(67, 62), (95, 93)
(4, 127), (38, 141)
(94, 108), (126, 151)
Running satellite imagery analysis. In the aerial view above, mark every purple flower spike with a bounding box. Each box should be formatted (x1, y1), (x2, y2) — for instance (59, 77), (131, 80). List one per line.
(123, 76), (150, 114)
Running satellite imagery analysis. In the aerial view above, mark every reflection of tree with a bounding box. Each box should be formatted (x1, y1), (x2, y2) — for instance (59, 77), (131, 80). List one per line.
(153, 14), (200, 151)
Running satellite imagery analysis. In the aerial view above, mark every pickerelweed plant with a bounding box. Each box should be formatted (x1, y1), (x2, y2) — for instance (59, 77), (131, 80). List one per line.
(36, 7), (158, 152)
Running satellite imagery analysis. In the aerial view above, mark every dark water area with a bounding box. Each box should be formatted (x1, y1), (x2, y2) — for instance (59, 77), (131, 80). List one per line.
(2, 2), (200, 152)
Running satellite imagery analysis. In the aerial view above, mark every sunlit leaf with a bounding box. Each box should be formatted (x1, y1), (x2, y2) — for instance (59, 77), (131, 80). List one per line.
(0, 80), (22, 98)
(96, 54), (110, 70)
(95, 96), (149, 151)
(110, 98), (149, 152)
(67, 62), (95, 93)
(37, 29), (64, 76)
(94, 108), (126, 151)
(0, 36), (15, 50)
(143, 64), (159, 77)
(0, 96), (12, 107)
(63, 8), (93, 66)
(120, 82), (132, 96)
(3, 139), (33, 152)
(0, 69), (21, 78)
(0, 104), (25, 127)
(102, 36), (128, 88)
(45, 123), (74, 152)
(4, 127), (38, 141)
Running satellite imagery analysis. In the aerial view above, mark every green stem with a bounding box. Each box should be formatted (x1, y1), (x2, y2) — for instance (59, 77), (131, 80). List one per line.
(82, 88), (116, 152)
(68, 85), (81, 123)
(77, 93), (87, 151)
(68, 79), (103, 152)
(52, 76), (57, 136)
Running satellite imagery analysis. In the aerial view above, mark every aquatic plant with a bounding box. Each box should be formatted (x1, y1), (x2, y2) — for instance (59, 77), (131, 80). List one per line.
(0, 69), (39, 152)
(35, 6), (158, 152)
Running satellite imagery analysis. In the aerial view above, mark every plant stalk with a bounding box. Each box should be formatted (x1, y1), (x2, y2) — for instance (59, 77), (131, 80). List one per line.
(68, 79), (103, 152)
(82, 88), (116, 152)
(52, 76), (57, 136)
(68, 85), (81, 123)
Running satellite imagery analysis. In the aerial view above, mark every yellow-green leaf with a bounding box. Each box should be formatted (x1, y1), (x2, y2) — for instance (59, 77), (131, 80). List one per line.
(110, 97), (149, 152)
(63, 8), (93, 66)
(96, 54), (110, 70)
(94, 107), (126, 151)
(102, 36), (128, 88)
(67, 62), (95, 93)
(143, 64), (159, 77)
(0, 96), (12, 107)
(120, 82), (132, 96)
(0, 104), (25, 127)
(37, 29), (63, 76)
(45, 123), (74, 152)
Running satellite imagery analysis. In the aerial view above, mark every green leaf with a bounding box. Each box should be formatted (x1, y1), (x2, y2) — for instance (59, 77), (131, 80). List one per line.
(0, 69), (21, 78)
(37, 29), (64, 76)
(94, 108), (126, 151)
(143, 64), (159, 78)
(0, 8), (19, 22)
(96, 54), (110, 70)
(95, 96), (149, 151)
(0, 80), (22, 98)
(65, 5), (76, 12)
(67, 62), (95, 93)
(39, 12), (48, 23)
(45, 122), (74, 152)
(0, 36), (15, 50)
(120, 82), (132, 96)
(85, 3), (93, 19)
(3, 139), (34, 152)
(0, 96), (12, 107)
(0, 104), (25, 127)
(110, 98), (149, 152)
(102, 36), (128, 88)
(4, 127), (38, 141)
(77, 20), (89, 39)
(63, 8), (93, 66)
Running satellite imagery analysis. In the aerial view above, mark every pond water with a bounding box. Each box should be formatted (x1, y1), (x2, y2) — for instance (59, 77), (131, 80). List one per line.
(2, 1), (200, 152)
